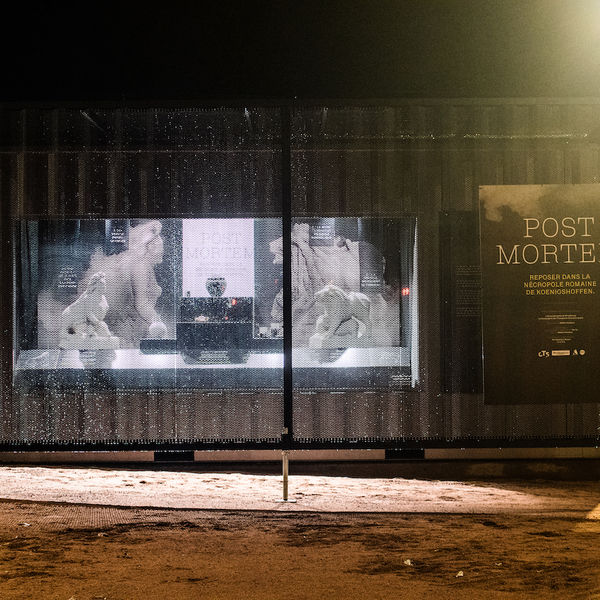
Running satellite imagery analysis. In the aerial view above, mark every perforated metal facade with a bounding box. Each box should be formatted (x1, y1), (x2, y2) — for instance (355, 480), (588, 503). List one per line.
(1, 100), (599, 450)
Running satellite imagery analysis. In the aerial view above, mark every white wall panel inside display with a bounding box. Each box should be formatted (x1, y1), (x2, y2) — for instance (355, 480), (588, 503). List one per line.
(2, 102), (600, 449)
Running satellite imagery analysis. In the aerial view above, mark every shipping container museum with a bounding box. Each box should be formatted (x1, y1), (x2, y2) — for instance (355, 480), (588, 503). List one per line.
(1, 100), (600, 455)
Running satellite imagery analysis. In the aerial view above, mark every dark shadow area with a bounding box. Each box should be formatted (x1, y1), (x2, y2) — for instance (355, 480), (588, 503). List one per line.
(4, 0), (600, 102)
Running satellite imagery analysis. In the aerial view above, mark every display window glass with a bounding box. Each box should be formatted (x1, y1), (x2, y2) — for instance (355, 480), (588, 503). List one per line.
(289, 217), (417, 391)
(13, 215), (417, 392)
(14, 217), (284, 391)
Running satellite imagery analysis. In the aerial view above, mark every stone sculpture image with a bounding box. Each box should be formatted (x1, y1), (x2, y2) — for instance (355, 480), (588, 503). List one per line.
(269, 223), (363, 346)
(83, 220), (167, 347)
(309, 284), (372, 348)
(59, 272), (120, 350)
(269, 222), (397, 347)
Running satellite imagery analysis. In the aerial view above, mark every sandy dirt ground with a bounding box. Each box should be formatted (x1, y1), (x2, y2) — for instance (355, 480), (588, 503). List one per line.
(0, 466), (598, 513)
(0, 467), (599, 599)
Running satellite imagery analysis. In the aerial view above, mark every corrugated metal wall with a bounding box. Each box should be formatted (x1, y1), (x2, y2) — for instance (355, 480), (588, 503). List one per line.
(1, 100), (600, 448)
(289, 101), (600, 443)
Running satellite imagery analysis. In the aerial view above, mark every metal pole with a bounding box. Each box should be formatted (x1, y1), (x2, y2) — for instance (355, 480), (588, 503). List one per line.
(278, 106), (295, 505)
(282, 450), (289, 501)
(281, 105), (293, 445)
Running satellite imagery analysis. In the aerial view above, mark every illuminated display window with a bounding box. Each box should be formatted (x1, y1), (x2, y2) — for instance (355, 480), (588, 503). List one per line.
(289, 217), (417, 391)
(13, 215), (417, 392)
(14, 218), (284, 390)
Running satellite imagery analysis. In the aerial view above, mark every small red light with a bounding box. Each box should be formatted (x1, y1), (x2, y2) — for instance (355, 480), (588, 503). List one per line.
(401, 287), (410, 296)
(231, 298), (237, 306)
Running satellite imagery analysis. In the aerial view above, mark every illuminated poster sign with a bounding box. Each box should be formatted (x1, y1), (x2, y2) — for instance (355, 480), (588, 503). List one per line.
(182, 219), (255, 298)
(480, 184), (600, 404)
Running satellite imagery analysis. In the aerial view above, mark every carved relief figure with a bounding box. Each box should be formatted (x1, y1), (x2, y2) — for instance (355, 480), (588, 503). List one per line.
(59, 272), (119, 350)
(270, 223), (393, 346)
(84, 220), (166, 347)
(309, 284), (372, 348)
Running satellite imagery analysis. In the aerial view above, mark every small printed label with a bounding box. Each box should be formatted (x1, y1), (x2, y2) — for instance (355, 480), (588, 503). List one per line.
(389, 373), (411, 387)
(551, 350), (570, 357)
(309, 218), (335, 246)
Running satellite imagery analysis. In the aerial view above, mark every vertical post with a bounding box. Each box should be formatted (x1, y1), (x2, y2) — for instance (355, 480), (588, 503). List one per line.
(282, 450), (289, 502)
(0, 150), (13, 431)
(280, 105), (294, 503)
(281, 106), (293, 444)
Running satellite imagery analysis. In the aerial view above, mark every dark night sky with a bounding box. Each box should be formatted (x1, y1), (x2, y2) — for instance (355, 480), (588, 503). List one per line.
(4, 0), (600, 101)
